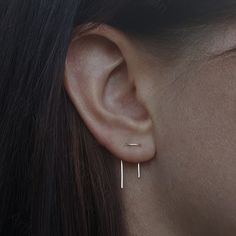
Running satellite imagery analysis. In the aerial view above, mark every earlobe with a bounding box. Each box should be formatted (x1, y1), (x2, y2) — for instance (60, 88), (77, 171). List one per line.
(64, 24), (156, 163)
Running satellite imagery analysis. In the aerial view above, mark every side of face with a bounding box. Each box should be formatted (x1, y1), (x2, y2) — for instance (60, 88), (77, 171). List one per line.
(64, 20), (236, 235)
(149, 21), (236, 235)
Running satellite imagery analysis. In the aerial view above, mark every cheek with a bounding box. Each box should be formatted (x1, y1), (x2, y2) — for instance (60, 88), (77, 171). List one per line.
(155, 59), (236, 230)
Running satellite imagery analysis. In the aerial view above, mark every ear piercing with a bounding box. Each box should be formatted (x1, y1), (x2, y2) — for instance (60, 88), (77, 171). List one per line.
(120, 143), (142, 189)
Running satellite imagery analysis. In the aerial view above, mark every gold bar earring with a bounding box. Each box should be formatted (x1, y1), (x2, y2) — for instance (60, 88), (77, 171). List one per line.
(121, 143), (142, 189)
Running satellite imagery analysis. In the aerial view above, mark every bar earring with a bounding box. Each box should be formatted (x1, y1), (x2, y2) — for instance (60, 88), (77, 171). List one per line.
(121, 143), (142, 189)
(121, 159), (124, 189)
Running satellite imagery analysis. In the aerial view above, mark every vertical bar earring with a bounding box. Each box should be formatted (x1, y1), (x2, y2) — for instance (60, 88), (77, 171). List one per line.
(121, 143), (142, 189)
(138, 162), (141, 178)
(121, 160), (124, 189)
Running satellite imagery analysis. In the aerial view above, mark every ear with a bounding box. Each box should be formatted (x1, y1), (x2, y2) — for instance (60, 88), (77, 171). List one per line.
(64, 24), (156, 163)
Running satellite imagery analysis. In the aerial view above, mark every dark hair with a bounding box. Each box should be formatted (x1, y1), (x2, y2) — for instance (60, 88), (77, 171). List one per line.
(0, 1), (235, 236)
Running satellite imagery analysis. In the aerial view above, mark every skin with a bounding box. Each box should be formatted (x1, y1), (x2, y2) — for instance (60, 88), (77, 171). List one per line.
(64, 20), (236, 236)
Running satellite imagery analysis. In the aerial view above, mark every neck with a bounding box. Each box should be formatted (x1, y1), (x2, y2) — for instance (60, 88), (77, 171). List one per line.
(115, 159), (180, 236)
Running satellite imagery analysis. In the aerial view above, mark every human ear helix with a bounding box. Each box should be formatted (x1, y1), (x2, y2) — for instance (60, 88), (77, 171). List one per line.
(120, 143), (142, 189)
